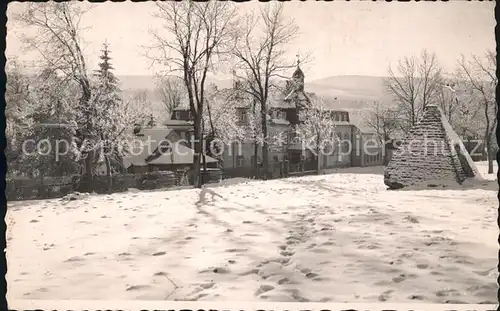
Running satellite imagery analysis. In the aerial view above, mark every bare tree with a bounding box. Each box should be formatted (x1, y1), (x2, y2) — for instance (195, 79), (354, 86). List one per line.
(449, 85), (483, 139)
(458, 51), (497, 174)
(14, 2), (95, 189)
(436, 77), (460, 124)
(146, 1), (238, 188)
(386, 50), (443, 132)
(364, 102), (400, 165)
(231, 3), (300, 180)
(155, 75), (186, 118)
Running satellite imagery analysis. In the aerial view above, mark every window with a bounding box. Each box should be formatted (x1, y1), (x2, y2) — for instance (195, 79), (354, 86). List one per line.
(282, 131), (289, 145)
(238, 110), (247, 123)
(175, 111), (181, 120)
(335, 113), (340, 122)
(251, 155), (261, 166)
(188, 111), (193, 120)
(342, 132), (350, 153)
(276, 110), (286, 120)
(273, 155), (279, 162)
(236, 155), (245, 167)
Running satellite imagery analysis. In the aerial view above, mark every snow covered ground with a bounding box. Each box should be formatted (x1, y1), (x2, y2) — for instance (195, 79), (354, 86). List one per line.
(7, 162), (498, 303)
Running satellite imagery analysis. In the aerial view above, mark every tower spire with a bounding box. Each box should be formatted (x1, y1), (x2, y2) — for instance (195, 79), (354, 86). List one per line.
(292, 52), (304, 92)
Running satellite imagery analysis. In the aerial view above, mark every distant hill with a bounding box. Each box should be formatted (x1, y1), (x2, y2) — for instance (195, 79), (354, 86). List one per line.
(117, 74), (391, 111)
(307, 75), (389, 102)
(117, 75), (233, 92)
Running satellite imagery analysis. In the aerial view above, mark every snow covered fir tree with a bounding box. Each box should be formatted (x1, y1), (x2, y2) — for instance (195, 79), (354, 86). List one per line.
(92, 42), (126, 176)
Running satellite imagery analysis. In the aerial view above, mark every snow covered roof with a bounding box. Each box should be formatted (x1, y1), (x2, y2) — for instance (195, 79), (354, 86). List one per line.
(122, 127), (217, 167)
(148, 143), (218, 165)
(164, 119), (193, 127)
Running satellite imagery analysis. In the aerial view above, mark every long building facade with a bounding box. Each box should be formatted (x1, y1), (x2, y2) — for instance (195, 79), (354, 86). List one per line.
(219, 64), (384, 177)
(164, 64), (384, 179)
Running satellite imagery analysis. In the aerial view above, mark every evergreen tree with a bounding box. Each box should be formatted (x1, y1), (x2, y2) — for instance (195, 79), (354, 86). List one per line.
(89, 41), (142, 191)
(92, 41), (125, 180)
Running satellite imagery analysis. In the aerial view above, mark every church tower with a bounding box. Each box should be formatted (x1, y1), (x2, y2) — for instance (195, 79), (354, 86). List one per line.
(292, 54), (305, 92)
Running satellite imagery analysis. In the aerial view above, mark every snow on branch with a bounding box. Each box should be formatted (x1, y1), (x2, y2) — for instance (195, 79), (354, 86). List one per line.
(297, 97), (338, 155)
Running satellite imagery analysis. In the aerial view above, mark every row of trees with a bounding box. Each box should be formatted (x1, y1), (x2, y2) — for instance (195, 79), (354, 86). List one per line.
(8, 2), (320, 189)
(366, 50), (497, 173)
(145, 1), (311, 186)
(7, 2), (150, 190)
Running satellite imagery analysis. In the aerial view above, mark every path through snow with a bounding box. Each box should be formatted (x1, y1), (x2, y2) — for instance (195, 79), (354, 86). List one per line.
(6, 162), (498, 303)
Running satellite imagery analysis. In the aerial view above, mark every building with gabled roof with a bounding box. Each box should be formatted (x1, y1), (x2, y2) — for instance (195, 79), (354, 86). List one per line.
(122, 126), (218, 174)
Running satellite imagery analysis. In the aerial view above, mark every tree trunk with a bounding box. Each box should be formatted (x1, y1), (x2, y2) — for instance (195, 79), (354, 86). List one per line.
(261, 104), (268, 180)
(383, 151), (390, 166)
(316, 151), (321, 175)
(252, 100), (259, 179)
(316, 135), (321, 175)
(81, 82), (93, 193)
(486, 137), (493, 174)
(202, 140), (207, 185)
(104, 154), (112, 193)
(193, 115), (202, 188)
(83, 153), (93, 192)
(484, 102), (493, 174)
(253, 141), (259, 178)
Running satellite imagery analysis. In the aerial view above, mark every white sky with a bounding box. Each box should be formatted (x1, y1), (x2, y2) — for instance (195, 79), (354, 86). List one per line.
(6, 1), (495, 81)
